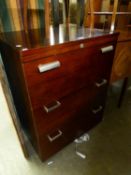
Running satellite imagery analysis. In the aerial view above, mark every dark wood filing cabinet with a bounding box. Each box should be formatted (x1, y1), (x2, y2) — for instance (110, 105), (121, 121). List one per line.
(0, 25), (119, 161)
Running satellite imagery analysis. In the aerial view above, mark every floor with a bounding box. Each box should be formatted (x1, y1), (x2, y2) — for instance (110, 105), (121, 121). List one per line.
(0, 80), (131, 175)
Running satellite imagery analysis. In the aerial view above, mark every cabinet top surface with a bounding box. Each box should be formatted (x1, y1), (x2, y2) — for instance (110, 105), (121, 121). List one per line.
(0, 24), (118, 51)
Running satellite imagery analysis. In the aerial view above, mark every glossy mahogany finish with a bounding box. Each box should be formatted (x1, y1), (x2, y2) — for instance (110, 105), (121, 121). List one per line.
(0, 24), (117, 49)
(24, 42), (115, 108)
(0, 25), (119, 161)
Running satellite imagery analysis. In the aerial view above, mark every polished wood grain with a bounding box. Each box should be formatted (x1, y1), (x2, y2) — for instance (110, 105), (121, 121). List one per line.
(0, 25), (119, 161)
(32, 86), (102, 135)
(35, 84), (107, 131)
(0, 25), (119, 54)
(22, 36), (118, 63)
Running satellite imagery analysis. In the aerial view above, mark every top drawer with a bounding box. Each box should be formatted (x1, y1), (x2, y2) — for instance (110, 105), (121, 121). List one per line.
(21, 33), (118, 62)
(23, 43), (115, 107)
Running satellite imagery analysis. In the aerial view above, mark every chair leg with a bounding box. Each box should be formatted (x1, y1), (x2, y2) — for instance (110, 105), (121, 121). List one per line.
(23, 0), (28, 32)
(118, 77), (128, 108)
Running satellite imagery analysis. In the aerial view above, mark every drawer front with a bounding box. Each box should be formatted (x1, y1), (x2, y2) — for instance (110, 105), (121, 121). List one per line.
(91, 45), (115, 83)
(23, 43), (115, 108)
(38, 117), (82, 161)
(33, 87), (95, 136)
(22, 34), (118, 62)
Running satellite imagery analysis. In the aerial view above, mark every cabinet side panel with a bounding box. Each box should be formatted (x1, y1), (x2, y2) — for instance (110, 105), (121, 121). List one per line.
(0, 42), (38, 150)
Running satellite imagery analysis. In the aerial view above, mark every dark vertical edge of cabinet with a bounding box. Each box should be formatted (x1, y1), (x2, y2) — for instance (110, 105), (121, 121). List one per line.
(0, 42), (38, 151)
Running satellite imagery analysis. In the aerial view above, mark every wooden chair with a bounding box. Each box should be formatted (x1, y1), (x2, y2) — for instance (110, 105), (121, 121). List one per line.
(110, 1), (131, 107)
(84, 0), (119, 31)
(111, 28), (131, 107)
(110, 0), (119, 31)
(84, 0), (94, 29)
(23, 0), (95, 32)
(84, 0), (131, 107)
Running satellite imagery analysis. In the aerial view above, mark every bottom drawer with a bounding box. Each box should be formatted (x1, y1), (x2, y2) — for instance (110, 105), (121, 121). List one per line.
(38, 115), (91, 161)
(38, 118), (79, 161)
(37, 96), (105, 161)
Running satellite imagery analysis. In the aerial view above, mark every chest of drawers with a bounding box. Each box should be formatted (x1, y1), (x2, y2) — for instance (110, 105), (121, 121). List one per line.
(0, 25), (119, 161)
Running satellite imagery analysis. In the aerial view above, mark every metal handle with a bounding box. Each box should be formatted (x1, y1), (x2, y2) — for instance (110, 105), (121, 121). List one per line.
(38, 61), (61, 73)
(101, 45), (114, 53)
(92, 105), (103, 114)
(95, 79), (107, 88)
(80, 43), (84, 48)
(47, 130), (62, 142)
(44, 100), (61, 113)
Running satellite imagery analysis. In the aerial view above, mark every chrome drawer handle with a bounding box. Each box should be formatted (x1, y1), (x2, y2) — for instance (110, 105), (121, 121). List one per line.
(38, 61), (61, 73)
(95, 79), (107, 88)
(47, 130), (62, 142)
(92, 106), (103, 114)
(44, 100), (61, 113)
(101, 45), (114, 53)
